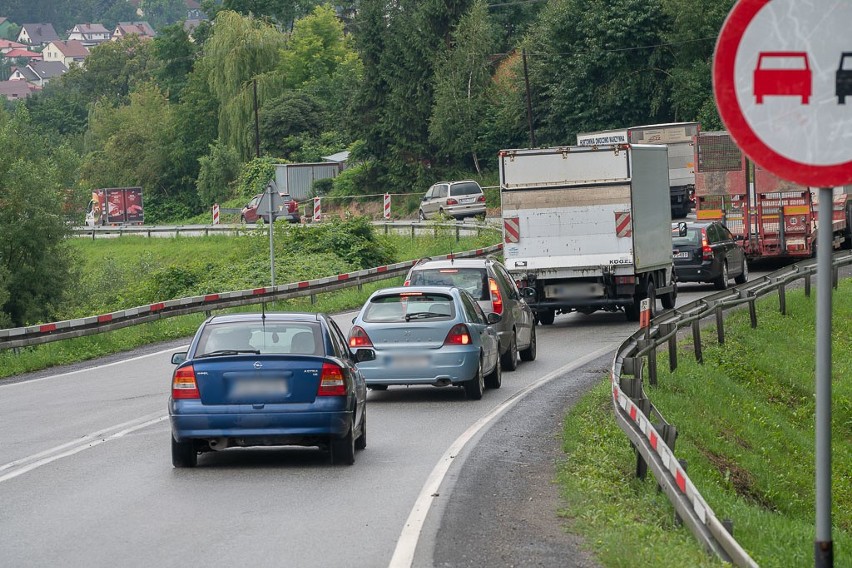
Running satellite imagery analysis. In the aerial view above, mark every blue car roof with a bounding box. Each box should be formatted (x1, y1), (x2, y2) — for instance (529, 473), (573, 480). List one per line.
(205, 312), (324, 324)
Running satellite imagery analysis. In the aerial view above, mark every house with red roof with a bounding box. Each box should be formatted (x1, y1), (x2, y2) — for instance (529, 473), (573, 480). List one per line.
(0, 79), (39, 100)
(0, 39), (26, 54)
(17, 23), (60, 47)
(43, 40), (89, 67)
(3, 48), (42, 61)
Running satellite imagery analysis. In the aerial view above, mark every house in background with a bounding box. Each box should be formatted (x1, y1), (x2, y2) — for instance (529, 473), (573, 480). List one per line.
(112, 22), (156, 41)
(0, 17), (19, 40)
(0, 39), (25, 54)
(0, 79), (38, 100)
(67, 23), (111, 47)
(43, 40), (89, 67)
(9, 60), (68, 87)
(3, 47), (42, 62)
(17, 23), (60, 47)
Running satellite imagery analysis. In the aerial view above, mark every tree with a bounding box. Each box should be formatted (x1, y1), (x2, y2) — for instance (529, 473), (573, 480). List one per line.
(140, 0), (187, 30)
(67, 36), (155, 104)
(196, 140), (241, 205)
(524, 0), (673, 145)
(0, 107), (76, 326)
(429, 0), (498, 174)
(203, 10), (286, 158)
(259, 90), (323, 158)
(152, 23), (199, 102)
(220, 0), (322, 28)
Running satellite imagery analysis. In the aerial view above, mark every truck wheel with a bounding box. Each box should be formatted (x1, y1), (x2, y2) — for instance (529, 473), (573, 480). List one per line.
(661, 274), (677, 309)
(625, 301), (640, 322)
(537, 309), (555, 326)
(646, 281), (657, 318)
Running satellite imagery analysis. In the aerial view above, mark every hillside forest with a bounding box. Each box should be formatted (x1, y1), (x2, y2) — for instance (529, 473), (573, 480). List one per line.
(0, 0), (734, 327)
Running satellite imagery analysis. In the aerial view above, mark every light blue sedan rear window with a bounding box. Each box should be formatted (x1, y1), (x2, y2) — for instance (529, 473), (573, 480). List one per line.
(364, 293), (455, 322)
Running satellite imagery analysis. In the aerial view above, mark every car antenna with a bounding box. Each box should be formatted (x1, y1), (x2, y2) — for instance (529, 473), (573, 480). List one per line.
(261, 302), (266, 320)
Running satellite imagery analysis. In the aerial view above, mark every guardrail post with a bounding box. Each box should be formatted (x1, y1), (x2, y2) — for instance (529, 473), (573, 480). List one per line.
(661, 323), (678, 372)
(749, 296), (758, 328)
(648, 344), (658, 386)
(310, 293), (316, 305)
(357, 276), (362, 292)
(691, 320), (703, 364)
(805, 273), (812, 297)
(723, 518), (734, 536)
(411, 225), (415, 240)
(715, 306), (725, 345)
(455, 225), (460, 242)
(778, 283), (787, 315)
(384, 223), (389, 235)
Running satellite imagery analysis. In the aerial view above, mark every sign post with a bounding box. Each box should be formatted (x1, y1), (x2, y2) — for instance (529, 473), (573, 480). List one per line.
(714, 2), (852, 566)
(383, 193), (391, 220)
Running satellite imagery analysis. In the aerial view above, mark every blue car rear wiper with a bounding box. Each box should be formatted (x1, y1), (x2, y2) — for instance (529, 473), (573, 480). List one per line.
(197, 349), (260, 358)
(405, 312), (445, 321)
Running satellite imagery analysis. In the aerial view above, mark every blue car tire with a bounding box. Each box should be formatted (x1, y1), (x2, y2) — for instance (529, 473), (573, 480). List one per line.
(172, 435), (197, 468)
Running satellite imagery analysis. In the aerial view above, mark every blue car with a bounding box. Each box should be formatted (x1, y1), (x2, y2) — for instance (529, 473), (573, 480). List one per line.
(169, 312), (372, 468)
(348, 286), (502, 400)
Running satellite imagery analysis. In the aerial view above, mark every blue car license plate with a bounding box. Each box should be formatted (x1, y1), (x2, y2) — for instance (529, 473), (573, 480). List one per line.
(230, 378), (288, 397)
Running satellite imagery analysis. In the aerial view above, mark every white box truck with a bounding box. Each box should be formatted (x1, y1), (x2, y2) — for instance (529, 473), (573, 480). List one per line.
(499, 144), (677, 324)
(577, 122), (699, 218)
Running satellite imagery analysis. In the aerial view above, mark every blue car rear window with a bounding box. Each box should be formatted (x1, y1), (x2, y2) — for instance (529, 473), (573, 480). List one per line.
(364, 293), (455, 322)
(195, 322), (322, 356)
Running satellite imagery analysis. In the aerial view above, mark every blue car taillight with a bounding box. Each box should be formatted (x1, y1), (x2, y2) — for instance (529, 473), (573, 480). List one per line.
(444, 324), (471, 346)
(318, 362), (347, 396)
(172, 365), (200, 399)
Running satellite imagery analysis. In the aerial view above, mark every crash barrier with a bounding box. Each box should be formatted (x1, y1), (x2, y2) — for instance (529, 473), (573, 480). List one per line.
(0, 244), (503, 351)
(71, 219), (499, 239)
(611, 250), (852, 566)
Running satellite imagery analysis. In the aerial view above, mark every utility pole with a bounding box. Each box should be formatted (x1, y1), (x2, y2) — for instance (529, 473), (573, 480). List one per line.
(254, 79), (275, 287)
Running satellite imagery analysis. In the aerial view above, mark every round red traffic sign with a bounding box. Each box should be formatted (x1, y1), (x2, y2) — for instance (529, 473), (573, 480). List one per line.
(714, 0), (852, 187)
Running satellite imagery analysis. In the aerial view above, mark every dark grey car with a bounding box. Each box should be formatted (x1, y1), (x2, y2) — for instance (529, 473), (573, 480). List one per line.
(672, 221), (748, 290)
(404, 257), (536, 370)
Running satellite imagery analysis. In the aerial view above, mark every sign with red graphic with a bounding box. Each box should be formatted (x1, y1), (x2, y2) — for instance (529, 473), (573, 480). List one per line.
(313, 197), (321, 222)
(383, 193), (391, 220)
(714, 0), (852, 187)
(503, 217), (520, 243)
(212, 203), (220, 225)
(614, 211), (632, 238)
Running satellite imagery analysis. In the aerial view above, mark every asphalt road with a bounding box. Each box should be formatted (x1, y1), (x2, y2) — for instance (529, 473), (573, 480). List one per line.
(0, 273), (804, 568)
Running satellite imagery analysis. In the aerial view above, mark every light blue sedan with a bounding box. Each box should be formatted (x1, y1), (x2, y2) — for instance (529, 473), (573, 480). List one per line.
(348, 286), (502, 400)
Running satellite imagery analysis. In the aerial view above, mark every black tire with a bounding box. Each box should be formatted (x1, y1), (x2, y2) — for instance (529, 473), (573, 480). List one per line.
(239, 215), (246, 223)
(485, 356), (502, 389)
(537, 309), (555, 326)
(713, 261), (729, 290)
(500, 332), (518, 371)
(367, 385), (388, 391)
(519, 324), (537, 362)
(735, 259), (749, 284)
(661, 274), (677, 310)
(646, 280), (657, 319)
(355, 409), (367, 450)
(331, 419), (356, 465)
(418, 209), (426, 221)
(464, 359), (485, 400)
(171, 435), (197, 468)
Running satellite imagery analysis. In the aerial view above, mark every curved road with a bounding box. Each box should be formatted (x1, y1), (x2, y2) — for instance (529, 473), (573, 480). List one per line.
(0, 278), (777, 567)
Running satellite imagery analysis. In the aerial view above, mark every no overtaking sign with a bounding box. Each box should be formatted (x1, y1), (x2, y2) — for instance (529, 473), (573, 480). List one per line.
(713, 0), (852, 187)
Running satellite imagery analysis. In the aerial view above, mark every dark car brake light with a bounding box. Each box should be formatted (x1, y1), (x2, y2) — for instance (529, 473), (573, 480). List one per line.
(318, 362), (346, 396)
(477, 195), (486, 202)
(488, 278), (503, 315)
(172, 366), (200, 399)
(444, 323), (471, 345)
(349, 326), (373, 348)
(701, 229), (713, 261)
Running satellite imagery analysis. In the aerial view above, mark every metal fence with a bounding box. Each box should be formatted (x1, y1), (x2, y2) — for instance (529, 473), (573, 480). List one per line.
(611, 250), (852, 566)
(0, 244), (503, 351)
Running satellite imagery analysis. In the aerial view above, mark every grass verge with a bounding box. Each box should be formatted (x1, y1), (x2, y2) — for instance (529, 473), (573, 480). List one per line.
(557, 279), (851, 567)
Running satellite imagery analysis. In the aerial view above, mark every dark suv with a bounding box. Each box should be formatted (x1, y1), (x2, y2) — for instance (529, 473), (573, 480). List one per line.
(672, 221), (748, 290)
(404, 257), (536, 370)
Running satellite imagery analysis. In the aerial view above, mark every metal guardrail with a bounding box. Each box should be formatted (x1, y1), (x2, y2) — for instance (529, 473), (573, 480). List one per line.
(71, 220), (501, 239)
(0, 244), (503, 351)
(610, 250), (852, 566)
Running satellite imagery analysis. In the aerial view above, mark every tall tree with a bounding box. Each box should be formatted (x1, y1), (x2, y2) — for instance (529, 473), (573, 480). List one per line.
(429, 0), (498, 174)
(152, 23), (199, 102)
(0, 107), (76, 326)
(525, 0), (673, 145)
(139, 0), (188, 30)
(203, 10), (286, 158)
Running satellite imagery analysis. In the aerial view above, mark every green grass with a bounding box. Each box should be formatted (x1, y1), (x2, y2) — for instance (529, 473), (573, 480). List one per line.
(0, 223), (497, 379)
(557, 279), (851, 567)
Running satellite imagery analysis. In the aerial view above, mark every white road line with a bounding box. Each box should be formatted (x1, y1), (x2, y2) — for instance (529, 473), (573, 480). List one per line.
(0, 415), (169, 484)
(0, 344), (189, 388)
(388, 345), (614, 568)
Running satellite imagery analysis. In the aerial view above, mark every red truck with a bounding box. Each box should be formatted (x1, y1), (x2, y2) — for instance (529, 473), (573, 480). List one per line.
(85, 187), (144, 227)
(693, 132), (851, 260)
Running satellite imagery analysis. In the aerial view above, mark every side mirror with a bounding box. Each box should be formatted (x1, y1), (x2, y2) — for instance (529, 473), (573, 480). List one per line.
(678, 222), (688, 237)
(171, 352), (187, 365)
(486, 312), (502, 325)
(354, 349), (376, 363)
